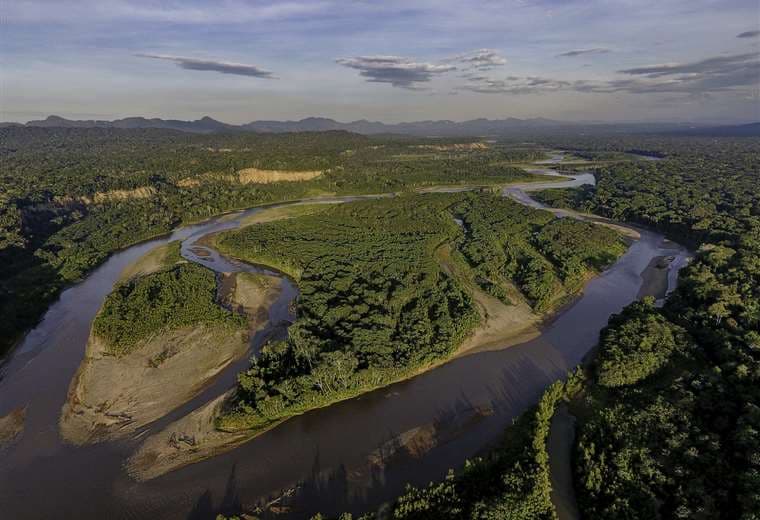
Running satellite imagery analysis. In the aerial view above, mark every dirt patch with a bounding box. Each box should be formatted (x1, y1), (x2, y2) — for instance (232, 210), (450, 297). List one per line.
(237, 168), (322, 185)
(176, 177), (202, 188)
(0, 407), (26, 449)
(91, 187), (156, 204)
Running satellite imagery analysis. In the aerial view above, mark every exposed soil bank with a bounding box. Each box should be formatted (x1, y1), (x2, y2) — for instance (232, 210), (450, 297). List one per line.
(0, 407), (26, 449)
(59, 325), (250, 445)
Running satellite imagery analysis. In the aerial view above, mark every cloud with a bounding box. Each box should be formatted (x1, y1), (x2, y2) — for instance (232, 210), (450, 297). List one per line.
(619, 53), (757, 78)
(557, 48), (611, 57)
(458, 75), (570, 94)
(448, 49), (506, 70)
(458, 52), (759, 96)
(136, 54), (276, 78)
(336, 55), (455, 89)
(737, 30), (760, 38)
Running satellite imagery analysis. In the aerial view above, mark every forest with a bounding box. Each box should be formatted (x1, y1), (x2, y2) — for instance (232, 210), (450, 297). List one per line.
(93, 263), (245, 356)
(540, 136), (760, 520)
(308, 135), (759, 520)
(213, 192), (622, 432)
(0, 128), (545, 355)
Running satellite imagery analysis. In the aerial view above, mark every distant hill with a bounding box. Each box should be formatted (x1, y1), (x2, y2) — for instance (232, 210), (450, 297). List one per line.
(668, 122), (760, 137)
(14, 115), (238, 134)
(2, 114), (748, 137)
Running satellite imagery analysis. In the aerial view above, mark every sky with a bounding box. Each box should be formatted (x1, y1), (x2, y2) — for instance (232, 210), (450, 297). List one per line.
(1, 0), (759, 124)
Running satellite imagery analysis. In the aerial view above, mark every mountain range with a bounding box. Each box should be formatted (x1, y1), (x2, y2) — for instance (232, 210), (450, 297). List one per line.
(2, 115), (757, 137)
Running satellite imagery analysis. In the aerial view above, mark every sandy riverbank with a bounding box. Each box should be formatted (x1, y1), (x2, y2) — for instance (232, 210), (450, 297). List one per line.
(127, 233), (624, 481)
(59, 251), (282, 445)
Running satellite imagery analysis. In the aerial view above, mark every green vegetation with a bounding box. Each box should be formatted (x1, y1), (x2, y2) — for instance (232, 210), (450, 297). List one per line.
(317, 136), (759, 520)
(212, 192), (622, 436)
(0, 128), (546, 356)
(454, 195), (624, 310)
(93, 263), (245, 356)
(594, 297), (689, 387)
(215, 194), (479, 430)
(534, 136), (760, 519)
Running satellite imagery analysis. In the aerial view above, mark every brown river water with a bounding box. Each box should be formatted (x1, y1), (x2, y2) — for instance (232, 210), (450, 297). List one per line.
(0, 157), (690, 519)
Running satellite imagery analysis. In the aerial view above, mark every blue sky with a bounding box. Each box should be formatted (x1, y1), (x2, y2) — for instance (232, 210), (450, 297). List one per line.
(2, 0), (758, 123)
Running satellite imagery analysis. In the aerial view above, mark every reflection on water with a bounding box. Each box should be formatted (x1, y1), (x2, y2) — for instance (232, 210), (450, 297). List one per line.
(0, 158), (691, 519)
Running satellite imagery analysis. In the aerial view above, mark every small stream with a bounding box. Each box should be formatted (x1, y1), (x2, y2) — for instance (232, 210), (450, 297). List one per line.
(0, 153), (690, 519)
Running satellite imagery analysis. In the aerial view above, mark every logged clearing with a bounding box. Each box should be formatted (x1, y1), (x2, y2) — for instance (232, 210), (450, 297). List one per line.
(237, 168), (322, 184)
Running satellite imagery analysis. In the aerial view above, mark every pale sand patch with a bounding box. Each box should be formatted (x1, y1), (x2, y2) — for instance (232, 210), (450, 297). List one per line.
(176, 177), (201, 188)
(118, 241), (183, 282)
(126, 391), (253, 481)
(238, 202), (334, 228)
(91, 187), (156, 204)
(237, 168), (322, 185)
(59, 325), (249, 445)
(412, 142), (489, 151)
(0, 407), (26, 449)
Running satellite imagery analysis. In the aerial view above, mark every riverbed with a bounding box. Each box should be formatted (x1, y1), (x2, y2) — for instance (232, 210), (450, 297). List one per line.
(0, 157), (690, 519)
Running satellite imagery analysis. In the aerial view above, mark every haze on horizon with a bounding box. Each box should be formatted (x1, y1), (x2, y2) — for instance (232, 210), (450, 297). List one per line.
(2, 0), (759, 125)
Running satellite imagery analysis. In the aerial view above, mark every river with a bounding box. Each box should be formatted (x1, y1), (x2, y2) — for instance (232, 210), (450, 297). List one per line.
(0, 155), (690, 519)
